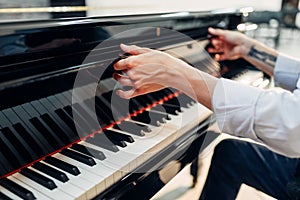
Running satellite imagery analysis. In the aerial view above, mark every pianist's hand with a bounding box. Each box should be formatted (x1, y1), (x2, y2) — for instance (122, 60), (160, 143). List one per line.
(113, 43), (217, 109)
(207, 27), (254, 61)
(113, 43), (195, 99)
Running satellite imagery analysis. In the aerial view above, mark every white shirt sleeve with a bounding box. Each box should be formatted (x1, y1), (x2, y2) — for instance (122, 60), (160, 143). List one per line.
(212, 54), (300, 157)
(274, 53), (300, 91)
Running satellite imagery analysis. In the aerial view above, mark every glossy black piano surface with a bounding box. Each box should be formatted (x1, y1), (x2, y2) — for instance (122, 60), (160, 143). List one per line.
(0, 10), (262, 200)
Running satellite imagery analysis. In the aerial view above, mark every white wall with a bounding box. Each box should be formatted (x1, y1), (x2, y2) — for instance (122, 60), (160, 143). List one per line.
(86, 0), (282, 17)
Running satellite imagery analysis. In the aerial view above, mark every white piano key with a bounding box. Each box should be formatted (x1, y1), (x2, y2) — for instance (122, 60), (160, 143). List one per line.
(79, 141), (129, 184)
(81, 141), (133, 172)
(40, 160), (96, 200)
(12, 173), (73, 200)
(28, 166), (86, 200)
(0, 185), (23, 200)
(8, 176), (53, 200)
(52, 153), (105, 195)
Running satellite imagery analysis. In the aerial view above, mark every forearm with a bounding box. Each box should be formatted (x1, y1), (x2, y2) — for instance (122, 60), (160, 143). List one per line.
(241, 39), (278, 76)
(169, 63), (218, 110)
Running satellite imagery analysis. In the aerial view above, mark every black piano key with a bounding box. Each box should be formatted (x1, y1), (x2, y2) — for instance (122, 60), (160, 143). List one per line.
(161, 88), (176, 97)
(38, 99), (79, 139)
(82, 98), (109, 127)
(172, 93), (195, 107)
(73, 103), (101, 131)
(0, 178), (36, 200)
(133, 95), (151, 107)
(30, 99), (74, 145)
(129, 99), (141, 113)
(86, 134), (119, 153)
(147, 111), (168, 123)
(6, 108), (52, 154)
(143, 92), (160, 104)
(0, 112), (12, 127)
(44, 157), (80, 176)
(131, 111), (166, 127)
(12, 123), (45, 157)
(0, 191), (12, 200)
(55, 108), (77, 133)
(163, 103), (182, 112)
(131, 113), (153, 126)
(60, 149), (96, 166)
(95, 92), (125, 121)
(92, 100), (114, 125)
(1, 127), (35, 163)
(113, 121), (147, 136)
(152, 104), (180, 116)
(103, 91), (130, 117)
(32, 162), (69, 183)
(0, 133), (25, 170)
(95, 96), (120, 122)
(29, 117), (63, 149)
(20, 168), (57, 190)
(40, 114), (71, 145)
(0, 160), (10, 176)
(103, 129), (134, 143)
(107, 138), (127, 148)
(63, 105), (91, 134)
(53, 109), (80, 142)
(61, 92), (102, 132)
(6, 125), (38, 160)
(70, 143), (106, 161)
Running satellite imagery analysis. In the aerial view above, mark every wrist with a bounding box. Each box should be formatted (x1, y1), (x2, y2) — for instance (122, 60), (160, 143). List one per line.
(240, 37), (255, 59)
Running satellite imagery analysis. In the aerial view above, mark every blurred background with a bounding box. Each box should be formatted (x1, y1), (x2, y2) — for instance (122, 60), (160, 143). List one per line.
(1, 0), (299, 57)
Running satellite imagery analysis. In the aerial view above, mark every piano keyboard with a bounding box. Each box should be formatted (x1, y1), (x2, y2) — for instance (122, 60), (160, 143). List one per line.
(0, 8), (262, 199)
(0, 81), (212, 200)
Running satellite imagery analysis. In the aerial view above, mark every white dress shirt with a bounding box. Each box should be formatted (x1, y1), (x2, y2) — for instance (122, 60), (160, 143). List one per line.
(212, 53), (300, 157)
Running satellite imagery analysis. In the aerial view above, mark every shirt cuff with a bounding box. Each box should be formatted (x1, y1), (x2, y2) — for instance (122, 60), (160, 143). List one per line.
(274, 53), (300, 91)
(212, 78), (263, 140)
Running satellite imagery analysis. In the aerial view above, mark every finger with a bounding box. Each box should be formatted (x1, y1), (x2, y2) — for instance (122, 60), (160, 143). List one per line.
(119, 77), (135, 87)
(120, 43), (151, 55)
(113, 72), (135, 87)
(114, 56), (133, 71)
(112, 72), (122, 80)
(211, 39), (223, 49)
(207, 47), (223, 53)
(116, 89), (136, 99)
(214, 53), (227, 61)
(208, 27), (226, 37)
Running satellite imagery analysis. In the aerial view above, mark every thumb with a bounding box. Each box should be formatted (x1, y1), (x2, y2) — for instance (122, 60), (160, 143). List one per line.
(120, 43), (151, 55)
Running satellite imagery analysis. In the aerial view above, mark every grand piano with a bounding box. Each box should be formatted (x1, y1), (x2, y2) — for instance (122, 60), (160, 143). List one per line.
(0, 6), (269, 200)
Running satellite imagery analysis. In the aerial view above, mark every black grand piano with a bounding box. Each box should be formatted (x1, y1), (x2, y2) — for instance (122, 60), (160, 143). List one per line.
(0, 7), (269, 200)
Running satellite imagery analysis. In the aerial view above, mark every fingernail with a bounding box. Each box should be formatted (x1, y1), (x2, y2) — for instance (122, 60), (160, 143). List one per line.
(120, 43), (129, 49)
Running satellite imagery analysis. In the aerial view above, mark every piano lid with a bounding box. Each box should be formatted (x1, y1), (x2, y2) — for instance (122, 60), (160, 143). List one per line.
(0, 8), (242, 82)
(0, 0), (247, 23)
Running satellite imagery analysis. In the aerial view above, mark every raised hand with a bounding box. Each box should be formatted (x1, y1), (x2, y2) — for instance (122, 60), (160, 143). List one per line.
(207, 27), (253, 61)
(113, 44), (191, 99)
